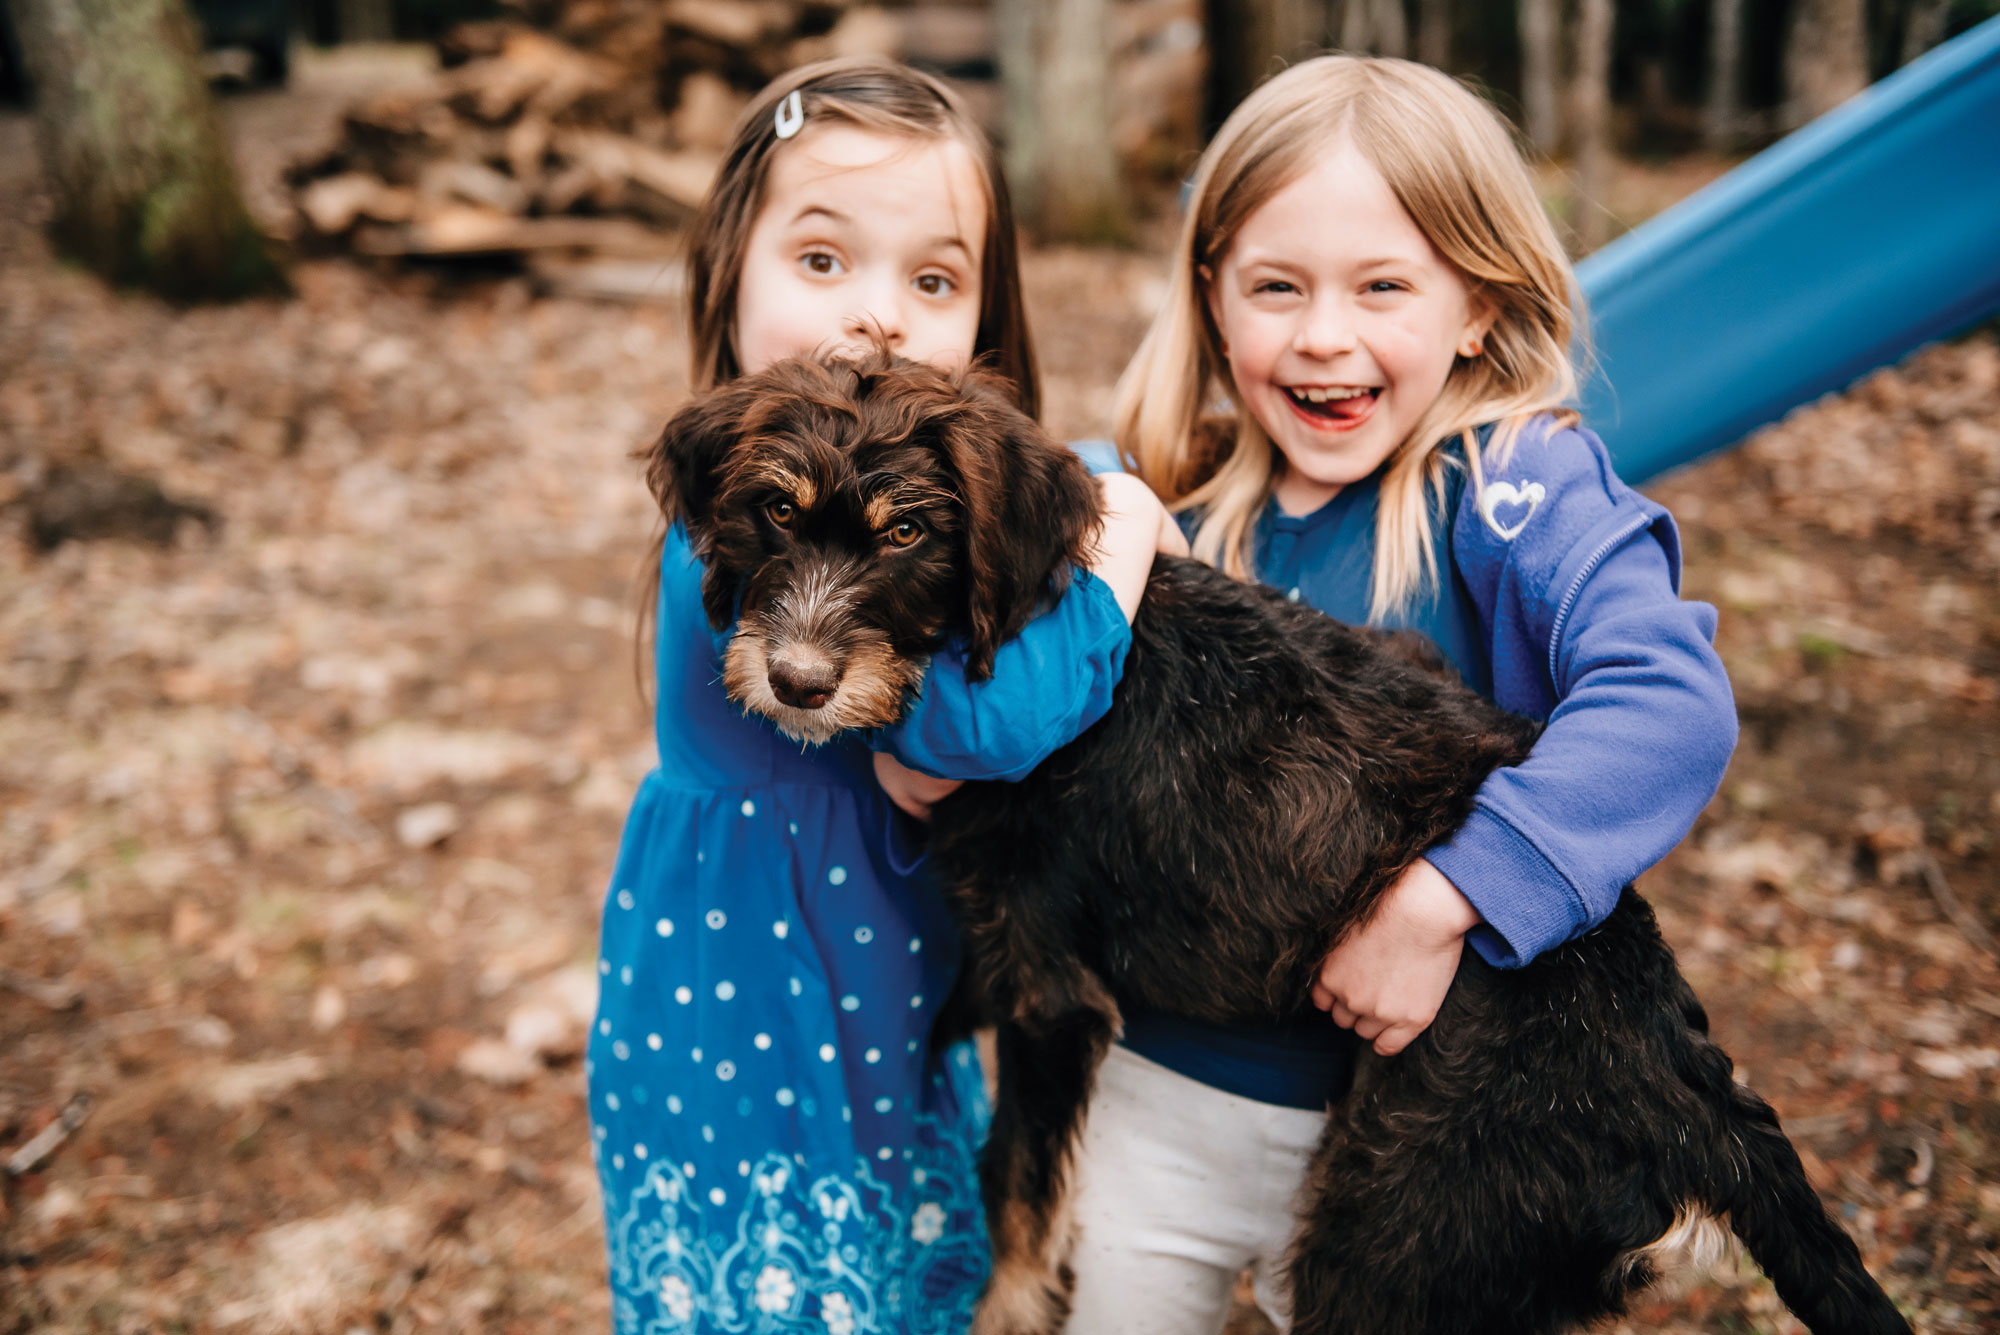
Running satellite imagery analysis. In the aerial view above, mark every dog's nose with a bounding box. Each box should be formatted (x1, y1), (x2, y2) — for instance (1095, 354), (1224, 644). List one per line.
(768, 656), (839, 710)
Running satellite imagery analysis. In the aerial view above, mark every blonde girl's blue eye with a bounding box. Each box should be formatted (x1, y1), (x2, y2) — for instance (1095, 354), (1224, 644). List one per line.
(1366, 280), (1405, 294)
(1255, 279), (1299, 296)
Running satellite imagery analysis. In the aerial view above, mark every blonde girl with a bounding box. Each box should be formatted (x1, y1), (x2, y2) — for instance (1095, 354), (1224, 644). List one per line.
(1064, 55), (1738, 1332)
(588, 58), (1174, 1335)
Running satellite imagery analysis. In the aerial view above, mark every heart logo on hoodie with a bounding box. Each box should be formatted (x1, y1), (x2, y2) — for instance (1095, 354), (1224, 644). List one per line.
(1479, 480), (1545, 541)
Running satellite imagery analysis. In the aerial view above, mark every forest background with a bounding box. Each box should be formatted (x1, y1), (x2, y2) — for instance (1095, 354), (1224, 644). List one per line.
(3, 1), (2000, 1332)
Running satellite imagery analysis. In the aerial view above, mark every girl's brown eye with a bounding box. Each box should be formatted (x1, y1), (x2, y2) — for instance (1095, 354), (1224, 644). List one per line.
(884, 520), (923, 548)
(767, 499), (796, 528)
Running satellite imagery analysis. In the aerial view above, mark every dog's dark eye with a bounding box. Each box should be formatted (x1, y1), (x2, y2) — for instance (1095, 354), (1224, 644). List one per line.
(884, 520), (924, 549)
(766, 499), (796, 528)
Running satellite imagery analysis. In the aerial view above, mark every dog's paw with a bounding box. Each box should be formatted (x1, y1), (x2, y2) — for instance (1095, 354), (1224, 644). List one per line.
(972, 1255), (1071, 1335)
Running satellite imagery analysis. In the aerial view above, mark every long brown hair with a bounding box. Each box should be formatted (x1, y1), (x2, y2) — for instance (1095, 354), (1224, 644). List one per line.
(1114, 55), (1581, 620)
(641, 56), (1042, 691)
(687, 57), (1039, 416)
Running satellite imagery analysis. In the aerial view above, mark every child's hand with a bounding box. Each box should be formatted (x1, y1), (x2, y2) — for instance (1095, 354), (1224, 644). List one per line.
(1310, 859), (1479, 1057)
(874, 750), (963, 821)
(1091, 473), (1187, 623)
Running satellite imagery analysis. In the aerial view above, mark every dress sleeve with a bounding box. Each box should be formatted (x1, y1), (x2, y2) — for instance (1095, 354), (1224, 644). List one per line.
(871, 570), (1132, 783)
(1426, 526), (1738, 968)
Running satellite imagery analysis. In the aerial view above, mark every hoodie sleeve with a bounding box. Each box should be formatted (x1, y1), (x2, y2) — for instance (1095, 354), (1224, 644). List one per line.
(871, 569), (1132, 783)
(1424, 422), (1739, 968)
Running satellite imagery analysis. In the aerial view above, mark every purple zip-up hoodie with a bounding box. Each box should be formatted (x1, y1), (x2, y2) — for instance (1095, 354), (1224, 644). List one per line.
(1421, 414), (1738, 967)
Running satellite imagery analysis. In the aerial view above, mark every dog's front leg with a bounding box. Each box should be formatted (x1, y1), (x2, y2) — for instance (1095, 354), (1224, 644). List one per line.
(974, 997), (1117, 1335)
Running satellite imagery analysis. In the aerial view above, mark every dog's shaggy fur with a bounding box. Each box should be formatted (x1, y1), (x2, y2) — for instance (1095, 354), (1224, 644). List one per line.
(647, 353), (1909, 1335)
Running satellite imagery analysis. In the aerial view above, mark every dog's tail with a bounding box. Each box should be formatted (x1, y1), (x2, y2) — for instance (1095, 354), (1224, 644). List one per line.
(1723, 1084), (1910, 1335)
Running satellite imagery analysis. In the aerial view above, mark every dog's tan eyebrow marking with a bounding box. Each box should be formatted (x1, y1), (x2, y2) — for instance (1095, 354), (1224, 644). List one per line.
(746, 465), (817, 510)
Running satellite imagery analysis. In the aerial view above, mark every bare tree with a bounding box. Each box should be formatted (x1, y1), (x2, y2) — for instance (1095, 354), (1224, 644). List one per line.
(1901, 0), (1953, 66)
(1704, 0), (1744, 151)
(1517, 0), (1561, 155)
(1417, 0), (1452, 69)
(1784, 0), (1868, 129)
(999, 0), (1130, 243)
(7, 0), (283, 300)
(1569, 0), (1614, 250)
(1338, 0), (1407, 58)
(1203, 0), (1331, 129)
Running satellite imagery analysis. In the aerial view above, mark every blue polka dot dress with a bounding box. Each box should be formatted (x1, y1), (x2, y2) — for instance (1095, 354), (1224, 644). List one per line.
(590, 530), (1130, 1334)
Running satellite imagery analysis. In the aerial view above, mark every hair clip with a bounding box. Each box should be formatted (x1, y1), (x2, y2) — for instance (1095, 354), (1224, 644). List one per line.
(774, 90), (805, 140)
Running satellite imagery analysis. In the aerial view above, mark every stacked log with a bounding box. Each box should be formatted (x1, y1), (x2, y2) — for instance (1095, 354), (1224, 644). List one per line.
(287, 0), (1202, 266)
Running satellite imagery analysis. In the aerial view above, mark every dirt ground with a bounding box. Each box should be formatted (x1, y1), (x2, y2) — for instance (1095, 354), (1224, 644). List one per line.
(3, 52), (1998, 1335)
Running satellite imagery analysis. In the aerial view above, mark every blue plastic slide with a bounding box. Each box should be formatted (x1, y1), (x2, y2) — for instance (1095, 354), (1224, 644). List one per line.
(1574, 15), (2000, 484)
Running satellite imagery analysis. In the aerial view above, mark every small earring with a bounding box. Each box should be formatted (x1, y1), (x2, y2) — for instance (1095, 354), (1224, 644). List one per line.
(1461, 340), (1484, 358)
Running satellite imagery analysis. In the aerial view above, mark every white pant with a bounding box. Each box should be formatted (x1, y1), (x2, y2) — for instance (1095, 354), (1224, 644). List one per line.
(1059, 1045), (1326, 1334)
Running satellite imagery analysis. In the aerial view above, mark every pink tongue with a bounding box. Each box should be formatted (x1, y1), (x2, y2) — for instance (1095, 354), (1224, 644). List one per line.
(1319, 390), (1373, 419)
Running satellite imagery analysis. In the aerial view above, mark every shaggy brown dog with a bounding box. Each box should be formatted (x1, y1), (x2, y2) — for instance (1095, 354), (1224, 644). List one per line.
(646, 353), (1908, 1335)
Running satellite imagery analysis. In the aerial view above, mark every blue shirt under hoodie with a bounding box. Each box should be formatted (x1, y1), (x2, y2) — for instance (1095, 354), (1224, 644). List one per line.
(1082, 415), (1738, 1109)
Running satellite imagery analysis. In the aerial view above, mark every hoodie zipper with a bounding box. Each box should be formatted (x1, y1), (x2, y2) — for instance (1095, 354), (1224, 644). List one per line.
(1547, 514), (1651, 682)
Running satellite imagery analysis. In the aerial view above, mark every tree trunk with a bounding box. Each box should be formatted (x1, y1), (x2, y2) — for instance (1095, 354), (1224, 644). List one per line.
(1704, 0), (1743, 151)
(1517, 0), (1561, 155)
(1338, 0), (1406, 58)
(7, 0), (283, 301)
(1901, 0), (1952, 66)
(1570, 0), (1613, 250)
(1002, 0), (1130, 243)
(1204, 0), (1329, 132)
(1784, 0), (1868, 130)
(1417, 0), (1452, 69)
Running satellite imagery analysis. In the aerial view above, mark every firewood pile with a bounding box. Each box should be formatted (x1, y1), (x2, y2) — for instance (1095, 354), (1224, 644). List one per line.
(285, 0), (1203, 281)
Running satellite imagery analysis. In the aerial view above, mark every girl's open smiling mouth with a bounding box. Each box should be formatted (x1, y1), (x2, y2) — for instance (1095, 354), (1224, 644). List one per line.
(1282, 384), (1382, 429)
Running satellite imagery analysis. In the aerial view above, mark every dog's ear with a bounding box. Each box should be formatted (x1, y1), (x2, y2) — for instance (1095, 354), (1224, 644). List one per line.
(642, 380), (752, 550)
(936, 381), (1104, 680)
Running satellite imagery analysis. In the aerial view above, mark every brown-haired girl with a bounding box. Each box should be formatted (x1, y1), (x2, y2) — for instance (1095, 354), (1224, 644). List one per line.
(587, 57), (1178, 1334)
(1061, 55), (1738, 1331)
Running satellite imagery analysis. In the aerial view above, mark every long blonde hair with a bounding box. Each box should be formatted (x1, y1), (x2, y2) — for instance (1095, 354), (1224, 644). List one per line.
(1114, 55), (1581, 620)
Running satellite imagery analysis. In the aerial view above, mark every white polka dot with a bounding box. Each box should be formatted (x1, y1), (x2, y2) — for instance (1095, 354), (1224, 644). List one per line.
(697, 850), (704, 863)
(776, 1088), (795, 1106)
(613, 1040), (630, 1060)
(716, 1061), (736, 1081)
(853, 926), (873, 944)
(692, 1047), (703, 1063)
(606, 1093), (621, 1111)
(909, 937), (922, 953)
(840, 995), (859, 1012)
(789, 822), (798, 835)
(907, 1039), (918, 1052)
(647, 1033), (662, 1051)
(701, 1125), (715, 1143)
(706, 909), (726, 930)
(598, 1018), (611, 1035)
(594, 1124), (607, 1139)
(685, 1161), (697, 1175)
(619, 966), (633, 986)
(910, 995), (923, 1008)
(634, 1143), (648, 1159)
(715, 980), (736, 1001)
(655, 918), (674, 937)
(612, 1154), (624, 1170)
(754, 1033), (772, 1050)
(616, 889), (634, 910)
(710, 1187), (726, 1205)
(912, 1168), (926, 1184)
(864, 1048), (880, 1064)
(772, 920), (788, 939)
(828, 866), (848, 885)
(667, 1095), (682, 1114)
(675, 986), (692, 1004)
(874, 1097), (892, 1113)
(877, 1147), (892, 1160)
(819, 1044), (836, 1062)
(598, 959), (610, 975)
(789, 978), (802, 996)
(738, 1160), (750, 1176)
(741, 799), (756, 817)
(841, 1106), (851, 1122)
